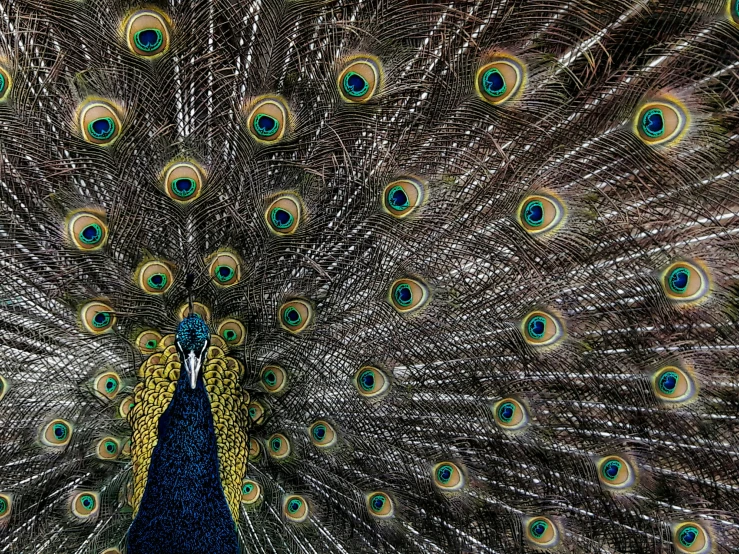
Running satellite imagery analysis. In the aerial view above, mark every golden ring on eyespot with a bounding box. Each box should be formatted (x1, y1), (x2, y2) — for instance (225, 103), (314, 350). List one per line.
(525, 516), (560, 548)
(42, 419), (73, 447)
(68, 212), (108, 250)
(93, 371), (122, 400)
(124, 9), (171, 58)
(597, 455), (636, 490)
(309, 420), (337, 448)
(338, 56), (382, 103)
(0, 375), (8, 402)
(493, 397), (530, 431)
(366, 491), (394, 518)
(673, 521), (711, 553)
(241, 480), (262, 505)
(178, 301), (211, 322)
(388, 278), (429, 314)
(661, 260), (710, 305)
(248, 438), (262, 461)
(246, 96), (289, 143)
(265, 194), (302, 235)
(0, 64), (13, 101)
(217, 319), (246, 347)
(354, 366), (390, 399)
(101, 549), (122, 554)
(634, 98), (689, 146)
(432, 462), (465, 491)
(136, 330), (162, 355)
(78, 100), (123, 146)
(81, 301), (116, 334)
(382, 178), (425, 219)
(279, 299), (313, 334)
(163, 160), (205, 203)
(136, 261), (174, 294)
(283, 495), (309, 522)
(521, 310), (564, 347)
(97, 437), (120, 460)
(208, 251), (241, 287)
(517, 193), (565, 235)
(476, 55), (525, 105)
(0, 493), (12, 520)
(118, 395), (135, 419)
(267, 433), (291, 459)
(72, 491), (99, 519)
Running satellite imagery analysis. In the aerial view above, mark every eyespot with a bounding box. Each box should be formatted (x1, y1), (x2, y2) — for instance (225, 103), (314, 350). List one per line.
(81, 301), (116, 334)
(124, 9), (170, 57)
(78, 100), (123, 146)
(729, 0), (739, 26)
(68, 212), (108, 250)
(634, 99), (688, 146)
(338, 56), (381, 103)
(517, 193), (565, 235)
(266, 194), (302, 235)
(0, 494), (11, 521)
(354, 366), (390, 399)
(389, 278), (429, 314)
(433, 462), (465, 491)
(241, 480), (262, 505)
(248, 401), (266, 425)
(309, 420), (337, 448)
(248, 438), (262, 461)
(260, 365), (287, 393)
(178, 301), (211, 322)
(0, 65), (12, 101)
(208, 251), (241, 287)
(0, 375), (9, 402)
(279, 299), (313, 334)
(526, 517), (559, 548)
(673, 522), (711, 554)
(267, 433), (291, 460)
(522, 310), (564, 347)
(72, 492), (99, 519)
(246, 96), (289, 143)
(366, 492), (394, 519)
(163, 161), (204, 203)
(661, 261), (710, 304)
(136, 261), (174, 294)
(597, 455), (636, 490)
(97, 437), (120, 460)
(493, 398), (530, 431)
(93, 371), (122, 400)
(136, 330), (162, 355)
(283, 495), (309, 522)
(382, 178), (425, 218)
(652, 365), (696, 404)
(118, 395), (135, 419)
(217, 319), (246, 347)
(476, 56), (525, 105)
(42, 419), (73, 446)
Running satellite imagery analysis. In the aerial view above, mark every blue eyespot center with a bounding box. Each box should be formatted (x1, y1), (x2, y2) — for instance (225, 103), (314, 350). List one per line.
(370, 494), (385, 512)
(523, 200), (544, 227)
(498, 401), (516, 423)
(253, 113), (279, 137)
(0, 497), (7, 514)
(223, 329), (237, 342)
(642, 108), (665, 138)
(679, 526), (698, 547)
(287, 499), (302, 513)
(134, 28), (164, 53)
(283, 307), (302, 326)
(602, 459), (622, 481)
(658, 371), (679, 395)
(436, 464), (453, 484)
(53, 423), (68, 440)
(393, 283), (412, 307)
(93, 312), (111, 328)
(172, 177), (197, 197)
(527, 316), (546, 339)
(147, 273), (167, 290)
(270, 207), (294, 229)
(88, 117), (115, 140)
(668, 267), (690, 294)
(387, 186), (410, 211)
(343, 71), (369, 97)
(530, 519), (549, 539)
(216, 265), (235, 283)
(482, 68), (506, 97)
(264, 371), (277, 386)
(79, 223), (103, 244)
(145, 339), (157, 349)
(242, 483), (253, 494)
(359, 370), (375, 391)
(80, 495), (95, 510)
(248, 407), (257, 418)
(270, 437), (282, 452)
(105, 377), (118, 392)
(105, 440), (117, 454)
(312, 424), (326, 441)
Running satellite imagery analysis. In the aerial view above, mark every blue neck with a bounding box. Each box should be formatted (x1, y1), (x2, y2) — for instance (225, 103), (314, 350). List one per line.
(127, 376), (239, 554)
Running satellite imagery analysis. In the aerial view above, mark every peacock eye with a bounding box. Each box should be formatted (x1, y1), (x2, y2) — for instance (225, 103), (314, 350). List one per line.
(124, 9), (170, 57)
(0, 494), (11, 520)
(118, 395), (135, 418)
(248, 438), (262, 461)
(72, 492), (99, 519)
(283, 495), (308, 522)
(661, 261), (709, 304)
(136, 330), (162, 354)
(69, 212), (108, 250)
(389, 278), (429, 314)
(597, 455), (636, 490)
(266, 194), (302, 235)
(217, 319), (246, 347)
(208, 252), (241, 287)
(0, 65), (12, 101)
(382, 178), (425, 218)
(433, 462), (465, 491)
(634, 99), (688, 146)
(163, 161), (204, 202)
(260, 365), (287, 393)
(476, 56), (525, 105)
(246, 96), (289, 143)
(526, 517), (559, 548)
(279, 299), (313, 334)
(309, 420), (337, 448)
(78, 100), (123, 146)
(178, 301), (211, 322)
(81, 301), (116, 334)
(137, 261), (174, 294)
(338, 57), (381, 103)
(97, 437), (120, 460)
(521, 310), (564, 347)
(518, 193), (565, 235)
(493, 398), (530, 431)
(354, 366), (390, 399)
(366, 492), (394, 518)
(730, 0), (739, 26)
(42, 419), (73, 446)
(652, 365), (696, 404)
(248, 401), (265, 425)
(673, 522), (710, 553)
(268, 433), (291, 459)
(241, 480), (262, 505)
(94, 371), (122, 400)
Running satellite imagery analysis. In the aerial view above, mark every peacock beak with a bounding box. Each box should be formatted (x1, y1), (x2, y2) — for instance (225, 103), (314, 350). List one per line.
(184, 351), (201, 389)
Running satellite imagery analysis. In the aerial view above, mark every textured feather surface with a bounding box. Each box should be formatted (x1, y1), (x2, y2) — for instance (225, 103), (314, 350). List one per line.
(1, 0), (739, 552)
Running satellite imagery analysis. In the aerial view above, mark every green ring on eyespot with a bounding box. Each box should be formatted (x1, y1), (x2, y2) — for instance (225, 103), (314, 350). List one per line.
(88, 117), (116, 141)
(529, 519), (549, 539)
(242, 483), (253, 494)
(0, 73), (5, 96)
(523, 200), (544, 227)
(53, 423), (68, 441)
(482, 68), (506, 97)
(526, 316), (546, 340)
(171, 177), (197, 198)
(642, 108), (665, 138)
(658, 371), (679, 395)
(497, 401), (516, 423)
(370, 494), (385, 512)
(92, 311), (112, 328)
(215, 265), (235, 283)
(223, 329), (237, 342)
(145, 339), (157, 349)
(104, 440), (117, 454)
(105, 377), (118, 393)
(436, 464), (454, 484)
(283, 306), (302, 327)
(270, 437), (282, 452)
(679, 526), (699, 547)
(147, 273), (168, 291)
(287, 498), (302, 513)
(134, 28), (164, 53)
(312, 424), (327, 442)
(393, 283), (412, 307)
(270, 207), (294, 229)
(602, 459), (622, 481)
(80, 494), (95, 510)
(342, 71), (369, 97)
(0, 497), (6, 515)
(78, 223), (103, 245)
(668, 267), (690, 294)
(263, 370), (277, 386)
(253, 113), (279, 137)
(387, 185), (410, 211)
(248, 407), (256, 418)
(358, 369), (375, 391)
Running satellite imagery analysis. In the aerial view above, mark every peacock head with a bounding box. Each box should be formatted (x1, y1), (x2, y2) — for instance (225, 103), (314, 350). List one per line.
(175, 314), (210, 389)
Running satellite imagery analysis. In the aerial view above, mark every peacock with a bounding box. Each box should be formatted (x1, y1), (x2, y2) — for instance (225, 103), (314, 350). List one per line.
(1, 0), (739, 552)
